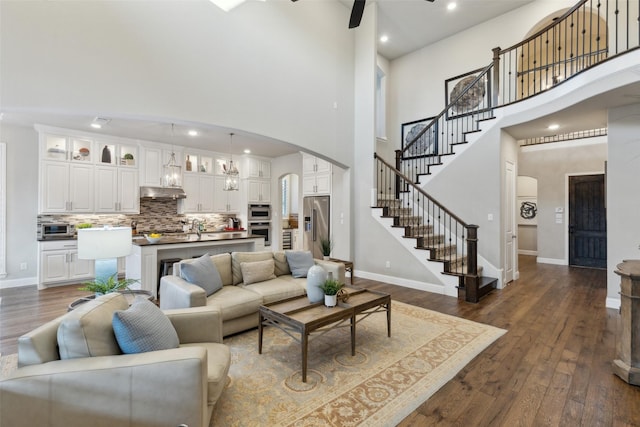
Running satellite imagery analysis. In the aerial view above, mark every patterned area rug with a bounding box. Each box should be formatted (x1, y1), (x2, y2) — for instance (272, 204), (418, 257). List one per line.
(213, 301), (506, 426)
(0, 353), (18, 379)
(0, 302), (506, 426)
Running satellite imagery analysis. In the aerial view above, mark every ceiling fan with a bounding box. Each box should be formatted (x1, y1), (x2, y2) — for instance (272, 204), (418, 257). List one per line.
(292, 0), (436, 29)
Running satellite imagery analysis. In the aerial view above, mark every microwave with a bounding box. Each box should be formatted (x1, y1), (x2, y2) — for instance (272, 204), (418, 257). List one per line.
(37, 223), (75, 240)
(248, 204), (271, 222)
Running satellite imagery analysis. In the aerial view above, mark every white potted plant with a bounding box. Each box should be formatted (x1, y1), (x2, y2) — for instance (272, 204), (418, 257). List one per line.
(318, 278), (343, 307)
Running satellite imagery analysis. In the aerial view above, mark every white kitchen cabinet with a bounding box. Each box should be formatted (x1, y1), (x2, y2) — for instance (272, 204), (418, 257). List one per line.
(303, 173), (332, 195)
(40, 161), (94, 213)
(38, 240), (94, 289)
(180, 174), (215, 213)
(302, 154), (331, 175)
(246, 157), (271, 179)
(95, 166), (139, 213)
(41, 133), (94, 163)
(302, 153), (331, 196)
(247, 179), (271, 203)
(213, 176), (241, 213)
(140, 145), (183, 187)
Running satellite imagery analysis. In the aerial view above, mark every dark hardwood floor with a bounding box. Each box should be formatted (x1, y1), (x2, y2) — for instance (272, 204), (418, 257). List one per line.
(1, 255), (639, 425)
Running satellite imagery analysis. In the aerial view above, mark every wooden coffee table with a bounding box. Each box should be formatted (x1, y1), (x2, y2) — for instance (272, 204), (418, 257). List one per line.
(258, 287), (391, 382)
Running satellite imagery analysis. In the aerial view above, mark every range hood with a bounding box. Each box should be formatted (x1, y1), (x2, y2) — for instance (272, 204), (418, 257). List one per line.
(140, 186), (187, 200)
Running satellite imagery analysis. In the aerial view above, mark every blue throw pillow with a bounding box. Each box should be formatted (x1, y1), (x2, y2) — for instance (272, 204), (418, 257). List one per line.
(180, 253), (223, 296)
(285, 250), (315, 278)
(112, 297), (179, 354)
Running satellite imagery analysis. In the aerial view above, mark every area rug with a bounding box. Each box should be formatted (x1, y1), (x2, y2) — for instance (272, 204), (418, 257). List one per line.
(213, 301), (506, 426)
(0, 302), (506, 426)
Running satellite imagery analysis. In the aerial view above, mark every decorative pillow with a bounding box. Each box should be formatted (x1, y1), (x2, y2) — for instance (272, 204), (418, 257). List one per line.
(231, 251), (274, 285)
(241, 259), (276, 285)
(57, 293), (129, 360)
(285, 250), (315, 278)
(273, 251), (292, 276)
(112, 297), (179, 354)
(180, 253), (223, 296)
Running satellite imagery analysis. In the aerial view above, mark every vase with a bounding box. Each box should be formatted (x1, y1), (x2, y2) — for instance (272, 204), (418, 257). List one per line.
(101, 145), (111, 163)
(324, 294), (337, 307)
(323, 255), (330, 261)
(306, 265), (327, 303)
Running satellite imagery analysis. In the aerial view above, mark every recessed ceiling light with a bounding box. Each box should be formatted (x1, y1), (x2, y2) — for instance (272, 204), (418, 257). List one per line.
(548, 124), (560, 130)
(90, 117), (110, 129)
(447, 2), (457, 11)
(208, 0), (245, 12)
(188, 130), (198, 136)
(243, 149), (251, 154)
(380, 34), (389, 43)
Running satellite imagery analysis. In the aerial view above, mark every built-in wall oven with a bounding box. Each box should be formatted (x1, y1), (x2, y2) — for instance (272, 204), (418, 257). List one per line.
(248, 222), (271, 246)
(248, 204), (271, 222)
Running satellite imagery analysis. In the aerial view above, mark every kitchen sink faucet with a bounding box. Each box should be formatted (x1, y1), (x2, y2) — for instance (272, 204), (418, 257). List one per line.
(192, 219), (202, 239)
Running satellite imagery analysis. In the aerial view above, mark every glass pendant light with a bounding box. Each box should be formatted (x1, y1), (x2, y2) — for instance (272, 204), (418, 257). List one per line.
(163, 124), (182, 187)
(223, 132), (240, 191)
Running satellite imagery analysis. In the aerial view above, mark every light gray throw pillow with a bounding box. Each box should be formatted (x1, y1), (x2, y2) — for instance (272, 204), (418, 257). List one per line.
(112, 297), (179, 354)
(241, 259), (276, 285)
(180, 253), (223, 296)
(285, 250), (315, 278)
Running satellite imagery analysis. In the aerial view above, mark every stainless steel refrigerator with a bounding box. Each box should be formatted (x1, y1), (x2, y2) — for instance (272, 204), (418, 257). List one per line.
(303, 196), (330, 258)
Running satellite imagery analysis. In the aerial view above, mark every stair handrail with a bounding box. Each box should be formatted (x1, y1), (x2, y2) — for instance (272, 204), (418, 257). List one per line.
(375, 152), (482, 302)
(401, 0), (638, 161)
(402, 63), (493, 156)
(374, 152), (469, 227)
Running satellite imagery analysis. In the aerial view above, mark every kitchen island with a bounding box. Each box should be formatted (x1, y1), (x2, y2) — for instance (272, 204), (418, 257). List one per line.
(126, 232), (265, 298)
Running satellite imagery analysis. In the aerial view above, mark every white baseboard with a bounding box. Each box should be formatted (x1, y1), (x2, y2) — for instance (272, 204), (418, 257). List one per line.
(536, 257), (567, 265)
(518, 250), (538, 256)
(0, 276), (37, 289)
(354, 269), (451, 296)
(606, 297), (620, 310)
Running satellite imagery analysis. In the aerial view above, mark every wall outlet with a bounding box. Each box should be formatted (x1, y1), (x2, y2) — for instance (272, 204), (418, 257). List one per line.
(20, 262), (27, 270)
(385, 261), (391, 268)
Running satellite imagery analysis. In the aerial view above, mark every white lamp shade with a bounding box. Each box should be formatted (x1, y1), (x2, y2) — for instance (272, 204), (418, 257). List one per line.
(77, 227), (132, 260)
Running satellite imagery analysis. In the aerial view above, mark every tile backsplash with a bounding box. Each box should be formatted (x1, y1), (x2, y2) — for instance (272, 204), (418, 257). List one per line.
(39, 199), (237, 234)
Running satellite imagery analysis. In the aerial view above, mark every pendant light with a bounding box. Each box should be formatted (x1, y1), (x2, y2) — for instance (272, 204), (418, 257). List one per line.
(223, 132), (240, 191)
(163, 124), (182, 188)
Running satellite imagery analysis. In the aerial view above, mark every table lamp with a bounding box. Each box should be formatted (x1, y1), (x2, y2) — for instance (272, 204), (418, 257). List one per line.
(78, 226), (132, 282)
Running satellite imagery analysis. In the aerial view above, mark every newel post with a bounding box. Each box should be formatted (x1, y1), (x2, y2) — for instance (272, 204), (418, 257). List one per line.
(491, 47), (501, 108)
(394, 150), (402, 200)
(465, 225), (479, 303)
(613, 260), (640, 385)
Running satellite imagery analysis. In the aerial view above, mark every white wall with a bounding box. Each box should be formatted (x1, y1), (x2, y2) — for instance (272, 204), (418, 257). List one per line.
(607, 103), (640, 307)
(387, 0), (576, 149)
(0, 124), (39, 286)
(0, 0), (355, 167)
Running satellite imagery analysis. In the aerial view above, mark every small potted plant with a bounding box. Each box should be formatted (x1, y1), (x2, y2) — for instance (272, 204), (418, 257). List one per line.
(79, 273), (139, 297)
(320, 237), (333, 260)
(318, 278), (343, 307)
(123, 153), (135, 165)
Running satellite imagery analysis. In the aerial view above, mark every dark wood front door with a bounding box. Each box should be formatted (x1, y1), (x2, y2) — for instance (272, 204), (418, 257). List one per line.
(569, 174), (606, 268)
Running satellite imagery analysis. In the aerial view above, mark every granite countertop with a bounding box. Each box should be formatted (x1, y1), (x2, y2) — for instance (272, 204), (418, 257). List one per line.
(133, 231), (261, 246)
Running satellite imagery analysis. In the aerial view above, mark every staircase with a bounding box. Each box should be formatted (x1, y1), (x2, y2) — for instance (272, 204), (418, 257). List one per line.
(372, 0), (638, 303)
(373, 156), (497, 303)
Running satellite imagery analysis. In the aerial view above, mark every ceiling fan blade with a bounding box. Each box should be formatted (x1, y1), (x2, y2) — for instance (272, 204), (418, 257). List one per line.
(349, 0), (366, 29)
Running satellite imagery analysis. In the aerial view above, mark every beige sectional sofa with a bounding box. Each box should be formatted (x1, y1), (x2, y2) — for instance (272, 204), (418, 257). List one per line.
(160, 250), (346, 337)
(0, 293), (230, 427)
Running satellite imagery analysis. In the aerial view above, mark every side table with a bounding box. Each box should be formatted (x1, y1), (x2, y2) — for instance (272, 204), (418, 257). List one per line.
(329, 258), (354, 284)
(68, 290), (155, 311)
